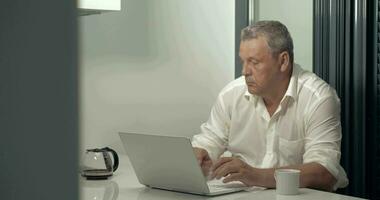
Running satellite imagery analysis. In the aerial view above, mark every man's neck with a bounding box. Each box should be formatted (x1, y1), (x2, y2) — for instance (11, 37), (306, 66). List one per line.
(262, 76), (291, 116)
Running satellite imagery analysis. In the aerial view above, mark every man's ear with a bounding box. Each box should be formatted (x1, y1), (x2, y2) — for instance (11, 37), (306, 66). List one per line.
(279, 51), (290, 72)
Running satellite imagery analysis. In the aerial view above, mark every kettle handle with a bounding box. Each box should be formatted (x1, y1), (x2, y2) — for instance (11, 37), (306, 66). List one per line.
(102, 147), (119, 172)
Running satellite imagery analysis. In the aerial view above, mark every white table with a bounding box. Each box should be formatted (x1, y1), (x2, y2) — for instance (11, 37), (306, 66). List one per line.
(80, 155), (365, 200)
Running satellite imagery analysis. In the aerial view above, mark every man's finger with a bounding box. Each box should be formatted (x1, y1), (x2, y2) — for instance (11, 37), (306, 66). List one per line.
(211, 157), (233, 171)
(197, 158), (202, 165)
(194, 148), (207, 165)
(215, 163), (238, 180)
(202, 159), (213, 168)
(222, 173), (243, 184)
(201, 160), (213, 176)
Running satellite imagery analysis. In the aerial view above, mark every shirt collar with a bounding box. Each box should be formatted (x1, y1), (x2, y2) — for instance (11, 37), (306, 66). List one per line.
(244, 87), (262, 107)
(283, 63), (300, 101)
(244, 63), (300, 104)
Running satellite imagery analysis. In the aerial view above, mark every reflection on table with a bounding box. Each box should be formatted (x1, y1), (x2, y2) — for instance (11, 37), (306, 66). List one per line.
(81, 179), (119, 200)
(80, 155), (366, 200)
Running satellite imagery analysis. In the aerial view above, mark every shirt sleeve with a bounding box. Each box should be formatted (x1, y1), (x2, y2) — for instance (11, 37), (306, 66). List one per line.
(191, 93), (231, 161)
(303, 95), (349, 190)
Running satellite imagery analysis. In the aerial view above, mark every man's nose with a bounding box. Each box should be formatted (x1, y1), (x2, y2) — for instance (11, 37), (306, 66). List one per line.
(241, 63), (251, 76)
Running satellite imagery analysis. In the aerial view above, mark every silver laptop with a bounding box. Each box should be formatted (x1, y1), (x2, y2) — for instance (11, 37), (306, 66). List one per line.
(119, 132), (247, 196)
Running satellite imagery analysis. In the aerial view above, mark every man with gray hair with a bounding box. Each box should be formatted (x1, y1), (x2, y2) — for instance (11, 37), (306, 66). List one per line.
(192, 20), (348, 191)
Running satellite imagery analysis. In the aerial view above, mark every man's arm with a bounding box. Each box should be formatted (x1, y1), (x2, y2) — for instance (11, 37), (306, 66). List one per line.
(192, 92), (231, 161)
(302, 95), (347, 190)
(193, 147), (213, 176)
(251, 162), (336, 191)
(211, 95), (345, 191)
(210, 158), (336, 191)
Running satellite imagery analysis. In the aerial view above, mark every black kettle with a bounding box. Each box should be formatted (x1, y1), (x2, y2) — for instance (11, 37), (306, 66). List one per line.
(81, 147), (119, 180)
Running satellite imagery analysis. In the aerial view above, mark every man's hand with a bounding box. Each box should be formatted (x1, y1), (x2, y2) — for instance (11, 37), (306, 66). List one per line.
(193, 148), (213, 176)
(210, 157), (264, 186)
(210, 158), (337, 190)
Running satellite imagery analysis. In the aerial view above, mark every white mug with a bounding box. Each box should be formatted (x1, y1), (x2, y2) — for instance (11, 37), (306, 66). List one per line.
(274, 169), (300, 195)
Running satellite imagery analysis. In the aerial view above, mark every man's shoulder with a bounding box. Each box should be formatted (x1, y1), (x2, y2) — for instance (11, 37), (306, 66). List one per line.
(297, 67), (339, 100)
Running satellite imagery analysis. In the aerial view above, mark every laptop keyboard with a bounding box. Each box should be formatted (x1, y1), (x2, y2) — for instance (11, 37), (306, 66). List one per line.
(207, 179), (246, 192)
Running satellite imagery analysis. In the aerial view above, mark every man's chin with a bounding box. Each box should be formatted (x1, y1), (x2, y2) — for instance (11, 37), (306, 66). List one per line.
(247, 89), (259, 95)
(248, 87), (265, 96)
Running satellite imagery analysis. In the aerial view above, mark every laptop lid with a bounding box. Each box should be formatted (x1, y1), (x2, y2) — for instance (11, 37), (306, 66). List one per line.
(119, 132), (210, 195)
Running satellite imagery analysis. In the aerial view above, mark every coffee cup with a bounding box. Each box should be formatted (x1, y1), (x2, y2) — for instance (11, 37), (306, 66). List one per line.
(274, 169), (300, 195)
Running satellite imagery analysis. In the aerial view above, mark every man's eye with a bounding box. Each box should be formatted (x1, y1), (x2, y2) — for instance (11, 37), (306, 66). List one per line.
(250, 60), (258, 65)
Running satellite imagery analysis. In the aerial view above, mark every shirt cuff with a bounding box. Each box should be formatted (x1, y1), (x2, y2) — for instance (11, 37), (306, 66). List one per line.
(303, 151), (348, 190)
(191, 134), (225, 161)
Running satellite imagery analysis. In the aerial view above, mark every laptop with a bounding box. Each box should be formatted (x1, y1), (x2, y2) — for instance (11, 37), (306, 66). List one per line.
(118, 132), (247, 196)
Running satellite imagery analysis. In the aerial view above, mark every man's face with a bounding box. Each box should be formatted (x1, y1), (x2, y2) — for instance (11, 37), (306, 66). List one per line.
(239, 37), (282, 96)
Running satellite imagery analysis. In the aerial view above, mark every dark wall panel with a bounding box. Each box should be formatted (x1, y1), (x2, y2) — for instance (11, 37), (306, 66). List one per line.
(0, 1), (78, 199)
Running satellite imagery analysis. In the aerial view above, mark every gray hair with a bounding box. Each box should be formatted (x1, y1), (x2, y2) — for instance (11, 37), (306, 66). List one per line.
(241, 20), (294, 64)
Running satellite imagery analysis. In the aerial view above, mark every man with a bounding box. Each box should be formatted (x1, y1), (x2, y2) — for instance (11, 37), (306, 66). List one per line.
(192, 20), (348, 191)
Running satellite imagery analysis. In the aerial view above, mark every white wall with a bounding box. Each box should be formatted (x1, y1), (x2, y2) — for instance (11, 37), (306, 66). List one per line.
(79, 0), (235, 153)
(256, 0), (313, 71)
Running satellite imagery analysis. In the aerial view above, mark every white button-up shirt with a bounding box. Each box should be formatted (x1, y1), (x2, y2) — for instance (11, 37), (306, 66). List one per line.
(192, 64), (348, 190)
